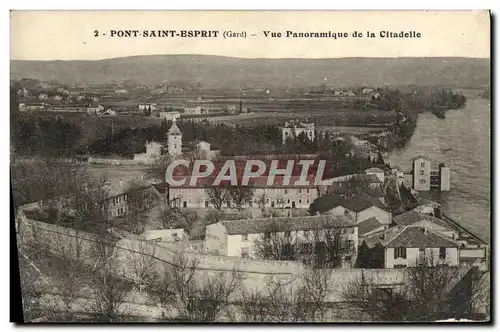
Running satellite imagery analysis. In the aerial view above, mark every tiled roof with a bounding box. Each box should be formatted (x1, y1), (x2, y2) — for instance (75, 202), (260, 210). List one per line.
(381, 225), (459, 248)
(392, 210), (452, 229)
(365, 167), (385, 173)
(221, 215), (356, 235)
(343, 192), (388, 212)
(309, 192), (388, 214)
(358, 217), (384, 236)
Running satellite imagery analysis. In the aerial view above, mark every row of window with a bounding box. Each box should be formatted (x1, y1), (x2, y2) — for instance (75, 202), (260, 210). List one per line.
(394, 247), (447, 259)
(172, 188), (312, 194)
(112, 194), (128, 205)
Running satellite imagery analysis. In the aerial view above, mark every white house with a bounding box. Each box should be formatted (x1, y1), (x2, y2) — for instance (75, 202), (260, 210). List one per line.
(365, 167), (385, 183)
(309, 192), (391, 225)
(139, 104), (157, 112)
(392, 209), (489, 269)
(87, 105), (104, 115)
(205, 215), (358, 267)
(184, 106), (202, 115)
(159, 111), (181, 122)
(362, 225), (460, 268)
(281, 120), (315, 144)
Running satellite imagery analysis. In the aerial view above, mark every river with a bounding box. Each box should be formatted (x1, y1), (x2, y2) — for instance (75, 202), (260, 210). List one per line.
(388, 96), (491, 243)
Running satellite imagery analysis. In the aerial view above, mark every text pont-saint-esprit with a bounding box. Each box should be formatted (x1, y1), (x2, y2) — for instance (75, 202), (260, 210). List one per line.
(96, 29), (422, 39)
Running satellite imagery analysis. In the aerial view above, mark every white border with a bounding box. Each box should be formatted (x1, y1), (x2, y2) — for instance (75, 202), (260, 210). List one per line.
(2, 1), (496, 331)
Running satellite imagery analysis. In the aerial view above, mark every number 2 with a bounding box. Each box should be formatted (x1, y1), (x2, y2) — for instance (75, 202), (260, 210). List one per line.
(94, 30), (99, 37)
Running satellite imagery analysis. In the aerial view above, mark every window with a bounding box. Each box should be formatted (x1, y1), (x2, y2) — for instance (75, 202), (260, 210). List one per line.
(394, 264), (407, 268)
(271, 201), (275, 207)
(242, 234), (248, 241)
(345, 240), (354, 250)
(394, 247), (407, 259)
(419, 179), (426, 184)
(284, 189), (288, 194)
(264, 232), (271, 239)
(266, 198), (270, 204)
(420, 162), (425, 167)
(306, 199), (310, 204)
(287, 199), (291, 204)
(254, 199), (258, 203)
(124, 194), (128, 202)
(299, 199), (302, 204)
(188, 198), (192, 203)
(241, 248), (249, 258)
(439, 247), (447, 259)
(420, 170), (425, 176)
(284, 231), (291, 239)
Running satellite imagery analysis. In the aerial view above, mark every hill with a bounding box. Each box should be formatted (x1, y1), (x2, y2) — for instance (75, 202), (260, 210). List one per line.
(10, 55), (490, 89)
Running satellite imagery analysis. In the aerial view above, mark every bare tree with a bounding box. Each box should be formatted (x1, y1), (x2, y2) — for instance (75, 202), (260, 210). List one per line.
(341, 259), (465, 322)
(159, 208), (184, 229)
(87, 262), (133, 322)
(147, 154), (173, 182)
(253, 227), (296, 261)
(205, 185), (229, 211)
(121, 180), (159, 234)
(296, 268), (332, 321)
(225, 185), (254, 210)
(238, 277), (305, 322)
(126, 241), (158, 294)
(152, 253), (242, 322)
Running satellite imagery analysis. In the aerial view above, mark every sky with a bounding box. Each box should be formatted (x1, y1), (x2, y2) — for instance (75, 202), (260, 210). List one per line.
(10, 11), (490, 60)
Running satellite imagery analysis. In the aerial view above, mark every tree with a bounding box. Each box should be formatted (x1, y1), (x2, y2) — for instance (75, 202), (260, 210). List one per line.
(87, 262), (133, 322)
(238, 276), (306, 322)
(225, 185), (254, 210)
(253, 223), (297, 261)
(147, 154), (173, 182)
(253, 222), (355, 268)
(121, 180), (159, 234)
(341, 258), (466, 322)
(205, 185), (229, 211)
(152, 253), (243, 322)
(295, 268), (333, 321)
(126, 241), (158, 294)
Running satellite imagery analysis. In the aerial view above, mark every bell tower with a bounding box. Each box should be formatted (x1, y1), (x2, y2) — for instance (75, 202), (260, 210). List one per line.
(167, 120), (182, 156)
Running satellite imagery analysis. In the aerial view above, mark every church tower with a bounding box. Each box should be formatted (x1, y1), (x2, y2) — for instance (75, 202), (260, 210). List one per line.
(167, 120), (182, 156)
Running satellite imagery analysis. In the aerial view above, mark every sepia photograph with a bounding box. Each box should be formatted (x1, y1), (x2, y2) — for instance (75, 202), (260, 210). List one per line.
(9, 10), (491, 323)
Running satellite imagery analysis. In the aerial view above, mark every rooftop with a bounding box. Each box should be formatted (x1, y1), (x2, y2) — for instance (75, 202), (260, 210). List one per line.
(358, 217), (385, 237)
(365, 225), (460, 248)
(221, 215), (356, 235)
(365, 167), (385, 174)
(168, 121), (182, 136)
(392, 210), (452, 229)
(309, 192), (388, 215)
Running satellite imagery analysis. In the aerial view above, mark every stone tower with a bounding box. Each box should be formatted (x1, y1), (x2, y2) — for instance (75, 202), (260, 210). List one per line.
(167, 120), (182, 156)
(411, 155), (431, 191)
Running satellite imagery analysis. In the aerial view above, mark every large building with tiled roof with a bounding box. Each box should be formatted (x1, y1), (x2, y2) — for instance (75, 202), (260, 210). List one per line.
(359, 224), (460, 268)
(205, 215), (358, 267)
(308, 192), (391, 224)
